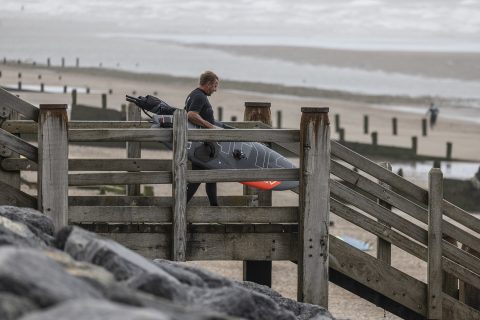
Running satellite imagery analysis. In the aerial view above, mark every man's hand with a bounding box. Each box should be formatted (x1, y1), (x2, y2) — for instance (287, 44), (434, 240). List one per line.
(187, 111), (216, 128)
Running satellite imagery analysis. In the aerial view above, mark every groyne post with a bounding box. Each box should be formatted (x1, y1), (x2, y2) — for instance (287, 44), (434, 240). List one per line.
(371, 131), (378, 145)
(428, 168), (443, 320)
(38, 104), (68, 230)
(392, 117), (398, 135)
(47, 58), (50, 67)
(338, 128), (345, 142)
(40, 83), (44, 93)
(243, 101), (273, 287)
(230, 115), (237, 121)
(334, 114), (340, 133)
(71, 89), (77, 108)
(61, 57), (65, 68)
(126, 103), (141, 196)
(363, 115), (369, 134)
(298, 107), (331, 307)
(217, 106), (223, 121)
(446, 142), (452, 160)
(412, 136), (418, 155)
(101, 93), (107, 109)
(422, 119), (428, 136)
(172, 109), (188, 261)
(277, 110), (282, 129)
(76, 57), (79, 68)
(0, 110), (21, 192)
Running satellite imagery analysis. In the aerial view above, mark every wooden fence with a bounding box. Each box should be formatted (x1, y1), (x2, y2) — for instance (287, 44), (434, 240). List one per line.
(1, 87), (480, 319)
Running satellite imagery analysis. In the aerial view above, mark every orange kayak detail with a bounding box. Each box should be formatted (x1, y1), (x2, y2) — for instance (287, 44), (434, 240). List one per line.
(241, 181), (281, 190)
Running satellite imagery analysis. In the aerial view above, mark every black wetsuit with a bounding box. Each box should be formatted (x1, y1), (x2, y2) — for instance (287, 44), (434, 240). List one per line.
(185, 88), (218, 206)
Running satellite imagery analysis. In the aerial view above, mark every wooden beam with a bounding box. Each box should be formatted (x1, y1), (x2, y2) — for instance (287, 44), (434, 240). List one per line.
(298, 107), (330, 307)
(428, 168), (443, 320)
(0, 180), (37, 208)
(68, 128), (172, 142)
(68, 171), (172, 186)
(187, 168), (299, 183)
(126, 103), (142, 196)
(1, 158), (172, 172)
(37, 105), (68, 229)
(172, 109), (187, 262)
(0, 88), (39, 120)
(377, 162), (393, 265)
(0, 128), (38, 162)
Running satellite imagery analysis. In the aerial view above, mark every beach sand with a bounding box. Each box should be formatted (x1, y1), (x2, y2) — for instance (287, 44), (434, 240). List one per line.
(2, 60), (480, 319)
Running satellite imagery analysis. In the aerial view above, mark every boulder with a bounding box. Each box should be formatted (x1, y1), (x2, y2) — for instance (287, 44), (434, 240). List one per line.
(0, 206), (54, 245)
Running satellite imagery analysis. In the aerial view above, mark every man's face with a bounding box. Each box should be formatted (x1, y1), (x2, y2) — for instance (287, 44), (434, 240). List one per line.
(206, 80), (218, 96)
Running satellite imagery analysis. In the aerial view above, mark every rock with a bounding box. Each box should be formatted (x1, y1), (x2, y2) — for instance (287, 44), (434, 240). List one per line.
(0, 206), (54, 245)
(0, 246), (103, 308)
(0, 223), (47, 248)
(18, 299), (238, 320)
(0, 293), (37, 320)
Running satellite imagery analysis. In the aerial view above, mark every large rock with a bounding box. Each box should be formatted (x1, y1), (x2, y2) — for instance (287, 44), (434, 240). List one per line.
(0, 293), (37, 320)
(18, 299), (238, 320)
(0, 206), (54, 245)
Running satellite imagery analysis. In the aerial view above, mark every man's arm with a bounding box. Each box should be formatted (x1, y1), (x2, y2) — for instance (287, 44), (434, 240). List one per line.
(187, 111), (216, 129)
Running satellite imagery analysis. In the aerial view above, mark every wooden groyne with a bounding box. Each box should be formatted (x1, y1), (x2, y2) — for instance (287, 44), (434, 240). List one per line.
(1, 87), (480, 319)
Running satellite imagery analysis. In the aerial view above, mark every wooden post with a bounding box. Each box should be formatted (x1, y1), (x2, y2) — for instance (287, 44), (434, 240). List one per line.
(377, 162), (392, 265)
(338, 128), (345, 142)
(364, 115), (369, 134)
(38, 105), (68, 230)
(18, 81), (22, 91)
(298, 107), (330, 307)
(120, 104), (127, 120)
(231, 115), (237, 121)
(277, 110), (282, 129)
(63, 85), (67, 94)
(18, 72), (21, 79)
(459, 244), (480, 309)
(76, 57), (79, 68)
(71, 89), (77, 108)
(392, 117), (398, 135)
(243, 101), (273, 287)
(422, 118), (428, 136)
(0, 71), (2, 78)
(172, 109), (187, 261)
(412, 136), (418, 155)
(40, 83), (44, 92)
(217, 106), (223, 121)
(86, 87), (90, 94)
(0, 110), (21, 191)
(101, 93), (107, 109)
(446, 142), (452, 160)
(428, 168), (443, 320)
(371, 131), (378, 145)
(126, 103), (141, 196)
(61, 57), (65, 68)
(334, 114), (340, 133)
(47, 58), (50, 67)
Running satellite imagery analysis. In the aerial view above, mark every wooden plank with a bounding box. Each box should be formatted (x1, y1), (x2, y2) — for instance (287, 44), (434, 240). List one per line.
(442, 258), (480, 293)
(0, 180), (37, 208)
(443, 201), (480, 235)
(1, 158), (172, 172)
(37, 105), (68, 229)
(443, 294), (480, 320)
(377, 162), (393, 265)
(126, 103), (142, 196)
(187, 168), (298, 183)
(68, 128), (172, 142)
(329, 235), (427, 317)
(187, 206), (298, 223)
(331, 199), (427, 261)
(172, 110), (187, 262)
(331, 140), (428, 204)
(0, 88), (39, 120)
(68, 171), (172, 186)
(0, 110), (21, 189)
(188, 128), (299, 142)
(2, 120), (151, 134)
(68, 195), (257, 207)
(428, 168), (443, 320)
(0, 128), (38, 162)
(443, 241), (480, 279)
(330, 179), (427, 244)
(298, 107), (330, 307)
(99, 232), (297, 261)
(69, 206), (172, 223)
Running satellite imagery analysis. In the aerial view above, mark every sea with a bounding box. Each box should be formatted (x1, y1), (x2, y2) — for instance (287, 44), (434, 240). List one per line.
(1, 0), (480, 101)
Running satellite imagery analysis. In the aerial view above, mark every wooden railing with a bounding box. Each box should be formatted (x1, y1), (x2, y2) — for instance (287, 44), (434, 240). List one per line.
(1, 87), (480, 319)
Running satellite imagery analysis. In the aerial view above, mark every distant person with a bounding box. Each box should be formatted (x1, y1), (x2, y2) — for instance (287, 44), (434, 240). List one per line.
(426, 102), (439, 128)
(185, 71), (219, 206)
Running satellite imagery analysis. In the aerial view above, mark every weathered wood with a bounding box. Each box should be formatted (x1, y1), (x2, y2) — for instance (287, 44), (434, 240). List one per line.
(0, 128), (38, 162)
(187, 168), (299, 183)
(69, 206), (171, 223)
(188, 206), (297, 223)
(101, 232), (297, 261)
(443, 201), (480, 235)
(38, 105), (68, 229)
(330, 179), (427, 244)
(127, 103), (142, 196)
(0, 110), (21, 189)
(331, 140), (428, 203)
(69, 128), (172, 142)
(243, 102), (274, 287)
(459, 244), (480, 310)
(329, 235), (427, 317)
(443, 258), (480, 293)
(68, 171), (172, 186)
(1, 158), (172, 172)
(0, 88), (39, 120)
(330, 198), (427, 261)
(443, 241), (480, 280)
(443, 294), (480, 320)
(428, 168), (443, 320)
(0, 180), (37, 208)
(172, 110), (187, 261)
(298, 107), (330, 307)
(377, 162), (392, 265)
(68, 195), (257, 207)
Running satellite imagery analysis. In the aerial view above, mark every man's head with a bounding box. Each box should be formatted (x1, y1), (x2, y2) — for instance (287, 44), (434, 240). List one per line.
(199, 71), (219, 96)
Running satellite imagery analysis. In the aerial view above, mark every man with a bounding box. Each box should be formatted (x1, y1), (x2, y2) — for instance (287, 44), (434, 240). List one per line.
(185, 71), (219, 206)
(426, 102), (439, 128)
